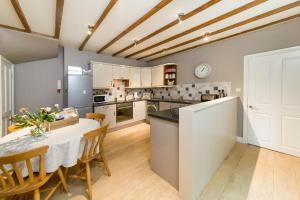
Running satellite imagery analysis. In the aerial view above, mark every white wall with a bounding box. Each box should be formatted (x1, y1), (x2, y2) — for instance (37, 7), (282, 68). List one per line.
(179, 97), (238, 200)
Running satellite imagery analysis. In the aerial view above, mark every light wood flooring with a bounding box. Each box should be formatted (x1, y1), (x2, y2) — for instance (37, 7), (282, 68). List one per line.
(51, 123), (300, 200)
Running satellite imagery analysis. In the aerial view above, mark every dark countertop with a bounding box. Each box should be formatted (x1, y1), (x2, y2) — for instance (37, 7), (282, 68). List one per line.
(93, 99), (145, 106)
(148, 108), (179, 123)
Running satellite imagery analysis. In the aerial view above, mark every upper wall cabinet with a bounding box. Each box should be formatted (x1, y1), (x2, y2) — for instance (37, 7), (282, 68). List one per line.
(92, 63), (113, 88)
(141, 67), (151, 87)
(151, 65), (164, 87)
(130, 67), (141, 87)
(113, 66), (130, 80)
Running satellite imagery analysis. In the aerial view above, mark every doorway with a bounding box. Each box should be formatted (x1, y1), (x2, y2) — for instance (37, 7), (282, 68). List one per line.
(244, 46), (300, 157)
(0, 56), (14, 136)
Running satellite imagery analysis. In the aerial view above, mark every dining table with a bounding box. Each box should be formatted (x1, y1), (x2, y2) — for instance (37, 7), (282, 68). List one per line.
(0, 118), (100, 177)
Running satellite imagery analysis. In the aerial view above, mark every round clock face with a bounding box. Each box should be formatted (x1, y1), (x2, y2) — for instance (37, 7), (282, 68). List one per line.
(195, 63), (212, 78)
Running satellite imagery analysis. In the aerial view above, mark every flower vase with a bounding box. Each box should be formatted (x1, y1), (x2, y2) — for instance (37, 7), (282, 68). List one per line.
(30, 124), (45, 137)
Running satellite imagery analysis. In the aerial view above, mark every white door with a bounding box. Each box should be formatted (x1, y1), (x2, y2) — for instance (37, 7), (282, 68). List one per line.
(130, 67), (141, 87)
(0, 57), (14, 137)
(133, 101), (146, 121)
(246, 47), (300, 157)
(92, 63), (113, 88)
(141, 67), (151, 87)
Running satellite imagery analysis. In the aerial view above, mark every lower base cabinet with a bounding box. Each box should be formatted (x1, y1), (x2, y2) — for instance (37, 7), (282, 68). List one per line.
(133, 101), (147, 121)
(94, 105), (116, 129)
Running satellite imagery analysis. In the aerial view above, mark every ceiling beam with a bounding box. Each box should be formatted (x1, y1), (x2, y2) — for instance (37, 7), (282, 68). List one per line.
(54, 0), (64, 39)
(79, 0), (118, 51)
(10, 0), (31, 32)
(97, 0), (173, 54)
(112, 0), (221, 56)
(0, 24), (55, 39)
(125, 0), (267, 58)
(138, 1), (300, 60)
(148, 14), (300, 62)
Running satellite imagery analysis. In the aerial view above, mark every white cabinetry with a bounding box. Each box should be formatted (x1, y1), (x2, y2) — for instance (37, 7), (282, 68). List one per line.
(113, 66), (130, 79)
(141, 67), (151, 87)
(133, 101), (147, 121)
(130, 67), (141, 87)
(94, 104), (116, 128)
(92, 63), (113, 88)
(151, 65), (164, 87)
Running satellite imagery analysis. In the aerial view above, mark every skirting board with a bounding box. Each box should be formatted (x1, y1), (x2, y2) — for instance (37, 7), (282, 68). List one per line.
(236, 136), (245, 143)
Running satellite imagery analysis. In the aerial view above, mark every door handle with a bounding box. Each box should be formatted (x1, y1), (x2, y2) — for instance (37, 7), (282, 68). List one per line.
(249, 105), (258, 110)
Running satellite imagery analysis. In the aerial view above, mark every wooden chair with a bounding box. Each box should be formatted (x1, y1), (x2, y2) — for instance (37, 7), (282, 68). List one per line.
(86, 113), (106, 125)
(0, 146), (68, 200)
(69, 124), (110, 200)
(7, 124), (22, 134)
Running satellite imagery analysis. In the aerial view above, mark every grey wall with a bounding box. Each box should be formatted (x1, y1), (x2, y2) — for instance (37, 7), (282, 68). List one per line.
(15, 49), (64, 112)
(149, 18), (300, 136)
(14, 47), (148, 112)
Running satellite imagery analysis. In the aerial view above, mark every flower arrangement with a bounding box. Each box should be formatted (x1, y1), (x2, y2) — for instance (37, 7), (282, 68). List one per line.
(12, 104), (61, 137)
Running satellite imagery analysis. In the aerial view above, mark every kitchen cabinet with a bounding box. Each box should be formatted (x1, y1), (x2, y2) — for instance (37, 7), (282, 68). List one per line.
(141, 67), (151, 87)
(133, 101), (147, 121)
(94, 104), (116, 128)
(92, 63), (113, 88)
(113, 65), (130, 80)
(130, 67), (141, 87)
(151, 65), (164, 87)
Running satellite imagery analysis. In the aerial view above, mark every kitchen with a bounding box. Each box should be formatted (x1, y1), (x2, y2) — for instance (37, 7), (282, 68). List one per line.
(0, 1), (300, 200)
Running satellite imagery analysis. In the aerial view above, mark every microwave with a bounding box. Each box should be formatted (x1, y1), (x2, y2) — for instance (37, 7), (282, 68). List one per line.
(93, 95), (109, 103)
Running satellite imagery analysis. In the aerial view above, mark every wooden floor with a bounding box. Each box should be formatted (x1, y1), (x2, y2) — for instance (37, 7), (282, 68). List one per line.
(51, 123), (300, 200)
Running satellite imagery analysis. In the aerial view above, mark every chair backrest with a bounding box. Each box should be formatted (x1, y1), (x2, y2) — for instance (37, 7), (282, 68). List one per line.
(86, 113), (105, 124)
(0, 146), (49, 191)
(7, 124), (22, 134)
(81, 124), (109, 162)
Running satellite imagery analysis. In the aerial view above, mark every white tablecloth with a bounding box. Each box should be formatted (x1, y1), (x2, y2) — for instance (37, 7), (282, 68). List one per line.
(0, 118), (99, 176)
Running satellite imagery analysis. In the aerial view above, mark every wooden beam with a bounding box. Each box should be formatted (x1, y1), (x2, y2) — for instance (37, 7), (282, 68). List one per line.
(138, 1), (300, 60)
(54, 0), (64, 39)
(125, 0), (267, 58)
(112, 0), (221, 56)
(0, 24), (55, 39)
(10, 0), (31, 32)
(79, 0), (118, 51)
(147, 14), (300, 62)
(97, 0), (173, 53)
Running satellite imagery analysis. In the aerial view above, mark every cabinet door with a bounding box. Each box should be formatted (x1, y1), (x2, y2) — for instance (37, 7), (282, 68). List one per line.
(141, 67), (151, 87)
(94, 105), (116, 128)
(151, 65), (164, 86)
(92, 63), (112, 88)
(113, 66), (130, 79)
(133, 101), (146, 121)
(130, 67), (141, 87)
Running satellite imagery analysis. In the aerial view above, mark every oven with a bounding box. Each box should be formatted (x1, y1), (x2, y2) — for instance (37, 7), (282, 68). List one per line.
(116, 102), (133, 123)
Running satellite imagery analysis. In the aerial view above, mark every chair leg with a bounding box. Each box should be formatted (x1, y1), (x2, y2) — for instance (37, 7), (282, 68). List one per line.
(33, 189), (40, 200)
(100, 151), (111, 176)
(57, 167), (68, 192)
(86, 162), (92, 200)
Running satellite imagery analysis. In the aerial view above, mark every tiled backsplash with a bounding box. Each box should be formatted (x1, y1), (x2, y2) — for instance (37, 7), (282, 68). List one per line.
(93, 82), (231, 101)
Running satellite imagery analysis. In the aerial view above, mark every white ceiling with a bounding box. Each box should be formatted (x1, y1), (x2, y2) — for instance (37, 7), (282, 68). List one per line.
(0, 0), (299, 61)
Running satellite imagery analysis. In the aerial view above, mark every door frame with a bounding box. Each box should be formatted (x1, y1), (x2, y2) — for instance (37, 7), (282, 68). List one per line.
(243, 45), (300, 144)
(0, 55), (14, 137)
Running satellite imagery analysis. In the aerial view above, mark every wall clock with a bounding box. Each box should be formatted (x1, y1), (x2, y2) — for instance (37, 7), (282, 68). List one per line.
(194, 63), (212, 78)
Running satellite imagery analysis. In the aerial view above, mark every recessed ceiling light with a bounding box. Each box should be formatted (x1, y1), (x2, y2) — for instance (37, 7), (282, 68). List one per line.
(177, 13), (184, 24)
(203, 32), (210, 41)
(87, 25), (94, 35)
